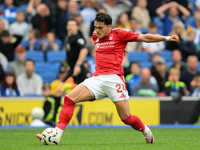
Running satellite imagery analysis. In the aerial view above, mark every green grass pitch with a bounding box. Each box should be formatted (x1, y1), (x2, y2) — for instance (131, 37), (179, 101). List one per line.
(0, 128), (199, 150)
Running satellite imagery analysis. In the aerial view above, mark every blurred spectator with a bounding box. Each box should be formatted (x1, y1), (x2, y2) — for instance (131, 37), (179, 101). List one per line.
(0, 52), (7, 72)
(166, 21), (186, 50)
(31, 3), (52, 37)
(125, 62), (141, 95)
(0, 72), (20, 96)
(0, 0), (17, 24)
(180, 55), (199, 92)
(67, 0), (79, 19)
(169, 49), (187, 73)
(126, 18), (142, 51)
(180, 30), (198, 62)
(72, 11), (92, 49)
(23, 29), (41, 50)
(98, 0), (133, 26)
(156, 1), (190, 36)
(0, 64), (4, 82)
(42, 83), (62, 127)
(191, 74), (200, 96)
(0, 30), (22, 61)
(150, 52), (161, 74)
(165, 68), (187, 96)
(56, 0), (68, 40)
(50, 61), (69, 97)
(114, 12), (130, 29)
(9, 10), (31, 38)
(132, 68), (158, 96)
(80, 0), (97, 26)
(41, 32), (59, 52)
(185, 10), (200, 29)
(27, 0), (42, 22)
(142, 22), (165, 54)
(13, 0), (29, 6)
(8, 47), (26, 78)
(16, 59), (43, 96)
(151, 57), (168, 93)
(63, 19), (88, 84)
(196, 0), (200, 11)
(131, 0), (150, 28)
(0, 18), (9, 34)
(146, 0), (163, 18)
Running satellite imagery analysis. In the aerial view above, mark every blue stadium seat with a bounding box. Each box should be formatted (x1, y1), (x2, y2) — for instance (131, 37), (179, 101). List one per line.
(26, 51), (44, 62)
(35, 62), (52, 74)
(51, 62), (61, 74)
(128, 51), (149, 62)
(38, 71), (57, 83)
(153, 17), (164, 35)
(166, 61), (173, 68)
(197, 62), (200, 72)
(46, 51), (66, 63)
(159, 51), (172, 62)
(140, 61), (153, 69)
(23, 94), (42, 97)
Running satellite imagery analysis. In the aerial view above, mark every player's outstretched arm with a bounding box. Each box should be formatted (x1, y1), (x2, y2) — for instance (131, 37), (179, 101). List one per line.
(136, 34), (179, 43)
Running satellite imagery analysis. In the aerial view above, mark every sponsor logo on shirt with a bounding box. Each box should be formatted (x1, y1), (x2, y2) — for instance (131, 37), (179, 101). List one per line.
(95, 41), (115, 50)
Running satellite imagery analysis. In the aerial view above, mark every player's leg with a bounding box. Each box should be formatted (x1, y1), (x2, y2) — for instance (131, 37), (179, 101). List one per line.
(114, 100), (154, 144)
(37, 84), (93, 140)
(56, 84), (93, 131)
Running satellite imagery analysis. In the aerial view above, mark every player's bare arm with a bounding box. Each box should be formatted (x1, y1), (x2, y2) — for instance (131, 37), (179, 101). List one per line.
(136, 34), (179, 43)
(73, 48), (88, 76)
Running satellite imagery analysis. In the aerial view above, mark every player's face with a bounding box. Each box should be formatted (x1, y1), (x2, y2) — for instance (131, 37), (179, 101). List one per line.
(94, 21), (111, 39)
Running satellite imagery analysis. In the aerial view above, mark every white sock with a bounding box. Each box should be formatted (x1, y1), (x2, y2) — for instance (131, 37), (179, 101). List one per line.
(56, 127), (63, 137)
(142, 125), (150, 136)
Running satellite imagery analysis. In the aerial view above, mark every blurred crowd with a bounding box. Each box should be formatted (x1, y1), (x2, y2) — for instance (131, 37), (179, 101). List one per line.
(1, 0), (200, 98)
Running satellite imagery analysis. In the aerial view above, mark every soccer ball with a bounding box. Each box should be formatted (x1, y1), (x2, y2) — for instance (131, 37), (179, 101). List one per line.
(41, 128), (61, 145)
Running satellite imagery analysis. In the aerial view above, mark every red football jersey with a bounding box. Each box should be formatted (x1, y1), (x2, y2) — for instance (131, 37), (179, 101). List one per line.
(92, 28), (140, 76)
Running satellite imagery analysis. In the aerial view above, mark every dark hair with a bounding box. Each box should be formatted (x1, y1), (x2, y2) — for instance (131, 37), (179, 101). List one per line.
(129, 61), (141, 69)
(67, 18), (79, 26)
(1, 30), (10, 37)
(149, 22), (157, 28)
(25, 59), (35, 66)
(130, 17), (138, 22)
(30, 29), (40, 38)
(0, 73), (17, 89)
(94, 13), (112, 25)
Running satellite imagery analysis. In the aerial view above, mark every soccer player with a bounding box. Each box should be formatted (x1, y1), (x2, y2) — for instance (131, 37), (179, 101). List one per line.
(37, 13), (179, 144)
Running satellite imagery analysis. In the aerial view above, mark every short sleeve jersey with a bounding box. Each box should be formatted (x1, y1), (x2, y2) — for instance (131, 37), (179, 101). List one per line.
(64, 33), (85, 68)
(92, 28), (139, 76)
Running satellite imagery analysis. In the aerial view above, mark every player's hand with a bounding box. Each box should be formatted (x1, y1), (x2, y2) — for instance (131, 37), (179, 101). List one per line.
(170, 35), (179, 42)
(124, 49), (129, 56)
(73, 65), (81, 76)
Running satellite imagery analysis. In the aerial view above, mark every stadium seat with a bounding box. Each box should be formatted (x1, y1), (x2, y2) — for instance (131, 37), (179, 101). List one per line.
(140, 61), (153, 69)
(166, 61), (173, 68)
(26, 51), (44, 62)
(159, 51), (172, 62)
(51, 62), (61, 74)
(38, 71), (57, 83)
(23, 94), (42, 97)
(46, 51), (66, 63)
(153, 17), (164, 35)
(128, 51), (149, 62)
(35, 62), (52, 74)
(197, 62), (200, 72)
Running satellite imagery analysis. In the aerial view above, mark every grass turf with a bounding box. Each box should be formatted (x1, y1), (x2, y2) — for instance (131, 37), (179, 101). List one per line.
(0, 128), (199, 150)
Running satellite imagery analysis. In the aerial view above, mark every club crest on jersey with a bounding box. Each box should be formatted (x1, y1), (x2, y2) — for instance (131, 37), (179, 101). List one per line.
(109, 34), (113, 40)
